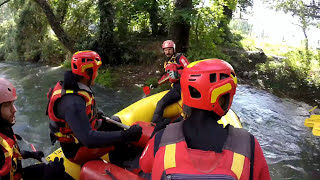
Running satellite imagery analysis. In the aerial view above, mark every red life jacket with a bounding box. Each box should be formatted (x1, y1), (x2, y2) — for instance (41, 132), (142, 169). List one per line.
(0, 132), (23, 180)
(150, 121), (253, 180)
(47, 81), (97, 144)
(47, 81), (114, 164)
(162, 53), (189, 84)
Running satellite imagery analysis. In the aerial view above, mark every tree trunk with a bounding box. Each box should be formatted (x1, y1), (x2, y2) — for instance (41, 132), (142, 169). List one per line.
(33, 0), (75, 53)
(218, 5), (233, 43)
(148, 0), (166, 36)
(96, 0), (119, 65)
(169, 0), (193, 54)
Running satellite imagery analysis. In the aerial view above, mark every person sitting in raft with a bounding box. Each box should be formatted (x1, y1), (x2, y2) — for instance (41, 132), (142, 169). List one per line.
(46, 50), (142, 164)
(151, 40), (189, 124)
(140, 59), (271, 180)
(0, 78), (65, 180)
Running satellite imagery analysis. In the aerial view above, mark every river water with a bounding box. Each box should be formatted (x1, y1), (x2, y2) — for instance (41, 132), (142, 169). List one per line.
(0, 62), (319, 180)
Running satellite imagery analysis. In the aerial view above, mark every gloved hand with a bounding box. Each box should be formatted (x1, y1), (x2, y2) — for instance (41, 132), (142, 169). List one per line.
(168, 70), (179, 79)
(96, 107), (105, 119)
(121, 125), (142, 142)
(42, 157), (65, 180)
(151, 118), (171, 138)
(20, 150), (44, 162)
(149, 83), (158, 89)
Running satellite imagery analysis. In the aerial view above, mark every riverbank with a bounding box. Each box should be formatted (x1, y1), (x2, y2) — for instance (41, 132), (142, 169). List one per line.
(100, 47), (319, 106)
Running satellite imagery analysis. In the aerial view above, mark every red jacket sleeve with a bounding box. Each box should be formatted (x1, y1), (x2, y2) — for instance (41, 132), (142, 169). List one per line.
(139, 135), (156, 173)
(178, 55), (189, 67)
(253, 138), (271, 180)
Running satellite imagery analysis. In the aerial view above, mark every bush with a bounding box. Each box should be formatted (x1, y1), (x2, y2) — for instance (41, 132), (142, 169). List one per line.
(95, 69), (114, 88)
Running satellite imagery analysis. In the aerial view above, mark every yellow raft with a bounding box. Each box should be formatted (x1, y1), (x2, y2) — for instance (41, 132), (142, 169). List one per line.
(46, 90), (242, 180)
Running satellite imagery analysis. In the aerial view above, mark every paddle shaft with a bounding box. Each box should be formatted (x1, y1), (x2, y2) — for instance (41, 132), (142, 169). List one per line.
(19, 137), (48, 164)
(101, 115), (130, 129)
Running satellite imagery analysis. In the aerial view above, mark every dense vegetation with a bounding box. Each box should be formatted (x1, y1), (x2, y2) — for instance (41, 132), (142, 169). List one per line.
(0, 0), (319, 104)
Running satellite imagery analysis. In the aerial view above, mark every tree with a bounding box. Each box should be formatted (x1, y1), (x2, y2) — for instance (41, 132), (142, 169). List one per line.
(95, 0), (120, 65)
(0, 0), (10, 7)
(265, 0), (317, 63)
(33, 0), (75, 53)
(169, 0), (193, 53)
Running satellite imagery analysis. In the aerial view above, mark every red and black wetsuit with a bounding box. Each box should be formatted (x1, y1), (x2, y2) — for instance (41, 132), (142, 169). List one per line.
(151, 53), (189, 124)
(47, 72), (126, 164)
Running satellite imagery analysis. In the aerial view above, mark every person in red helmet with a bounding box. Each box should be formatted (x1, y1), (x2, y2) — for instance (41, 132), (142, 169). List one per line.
(151, 40), (189, 124)
(47, 50), (142, 164)
(0, 78), (65, 180)
(140, 59), (271, 180)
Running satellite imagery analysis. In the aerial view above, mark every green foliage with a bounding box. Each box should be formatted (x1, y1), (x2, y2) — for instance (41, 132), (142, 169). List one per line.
(144, 77), (171, 94)
(95, 69), (115, 88)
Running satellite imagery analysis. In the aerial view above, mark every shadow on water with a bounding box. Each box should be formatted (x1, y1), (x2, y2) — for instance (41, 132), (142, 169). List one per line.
(1, 62), (320, 179)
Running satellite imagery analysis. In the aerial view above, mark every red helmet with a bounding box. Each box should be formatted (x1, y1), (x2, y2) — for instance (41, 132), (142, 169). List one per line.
(0, 78), (17, 104)
(181, 59), (237, 116)
(71, 50), (102, 80)
(162, 40), (175, 51)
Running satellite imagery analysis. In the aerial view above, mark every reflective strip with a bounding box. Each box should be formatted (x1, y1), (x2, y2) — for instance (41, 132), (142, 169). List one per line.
(231, 152), (245, 179)
(211, 83), (232, 103)
(186, 60), (207, 68)
(66, 90), (74, 94)
(231, 74), (237, 85)
(78, 91), (92, 106)
(54, 132), (79, 144)
(0, 136), (13, 158)
(52, 89), (62, 97)
(74, 50), (90, 55)
(4, 152), (10, 158)
(164, 144), (176, 170)
(81, 64), (94, 72)
(96, 61), (102, 65)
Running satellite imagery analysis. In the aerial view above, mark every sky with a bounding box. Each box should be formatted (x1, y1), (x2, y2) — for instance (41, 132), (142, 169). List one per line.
(246, 0), (320, 48)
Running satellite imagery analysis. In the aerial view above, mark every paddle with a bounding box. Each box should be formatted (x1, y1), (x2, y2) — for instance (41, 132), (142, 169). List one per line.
(101, 115), (130, 129)
(142, 74), (170, 97)
(312, 123), (320, 136)
(304, 100), (320, 128)
(15, 134), (48, 164)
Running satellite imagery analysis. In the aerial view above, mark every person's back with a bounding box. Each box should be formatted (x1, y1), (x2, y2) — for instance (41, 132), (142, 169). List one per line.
(140, 59), (270, 180)
(47, 50), (142, 164)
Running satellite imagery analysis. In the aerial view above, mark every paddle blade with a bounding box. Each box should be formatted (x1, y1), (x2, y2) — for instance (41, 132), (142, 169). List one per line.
(143, 86), (151, 96)
(304, 115), (320, 127)
(312, 123), (320, 136)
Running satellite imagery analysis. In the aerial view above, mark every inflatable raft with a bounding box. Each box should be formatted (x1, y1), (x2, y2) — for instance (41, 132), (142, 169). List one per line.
(46, 90), (242, 180)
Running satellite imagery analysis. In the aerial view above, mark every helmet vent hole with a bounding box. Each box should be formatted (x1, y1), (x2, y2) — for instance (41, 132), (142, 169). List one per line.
(210, 73), (216, 83)
(231, 72), (236, 77)
(95, 58), (100, 62)
(189, 79), (196, 81)
(73, 64), (78, 70)
(220, 73), (229, 80)
(189, 86), (201, 99)
(87, 59), (93, 62)
(8, 88), (11, 92)
(190, 74), (201, 77)
(82, 58), (86, 63)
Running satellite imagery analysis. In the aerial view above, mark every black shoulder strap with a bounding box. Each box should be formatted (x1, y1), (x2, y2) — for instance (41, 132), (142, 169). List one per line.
(153, 129), (165, 157)
(249, 134), (255, 180)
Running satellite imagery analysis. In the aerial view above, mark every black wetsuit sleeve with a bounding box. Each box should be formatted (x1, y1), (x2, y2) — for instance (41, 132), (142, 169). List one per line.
(56, 94), (124, 148)
(0, 148), (4, 172)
